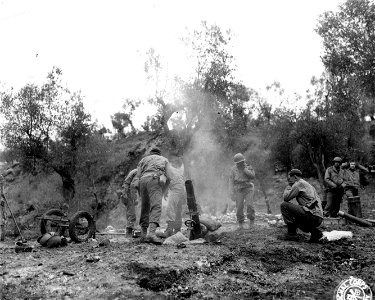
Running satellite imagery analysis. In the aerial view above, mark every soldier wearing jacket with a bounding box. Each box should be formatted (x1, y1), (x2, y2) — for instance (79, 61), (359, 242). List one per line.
(280, 169), (323, 243)
(136, 147), (171, 245)
(121, 169), (139, 237)
(229, 153), (256, 229)
(163, 158), (187, 237)
(324, 157), (345, 217)
(342, 160), (369, 216)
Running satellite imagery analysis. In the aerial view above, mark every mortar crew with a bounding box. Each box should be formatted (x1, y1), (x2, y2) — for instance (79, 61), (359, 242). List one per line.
(341, 159), (369, 199)
(121, 168), (140, 237)
(163, 158), (188, 238)
(229, 153), (256, 229)
(136, 147), (172, 245)
(324, 157), (345, 217)
(279, 169), (323, 243)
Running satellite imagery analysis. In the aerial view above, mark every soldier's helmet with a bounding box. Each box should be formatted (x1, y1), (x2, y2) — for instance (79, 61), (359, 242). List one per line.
(333, 157), (342, 163)
(233, 153), (245, 164)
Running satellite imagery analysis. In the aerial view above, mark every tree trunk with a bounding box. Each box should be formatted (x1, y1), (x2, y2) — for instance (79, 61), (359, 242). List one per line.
(53, 167), (75, 204)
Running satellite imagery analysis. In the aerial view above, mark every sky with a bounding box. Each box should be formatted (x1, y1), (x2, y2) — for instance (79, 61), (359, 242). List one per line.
(0, 0), (343, 129)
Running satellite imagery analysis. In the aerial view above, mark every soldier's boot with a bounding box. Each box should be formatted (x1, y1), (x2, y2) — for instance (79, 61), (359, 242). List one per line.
(237, 222), (245, 230)
(139, 227), (148, 243)
(164, 221), (175, 238)
(146, 223), (163, 245)
(156, 221), (174, 238)
(309, 228), (324, 243)
(125, 227), (133, 238)
(277, 225), (299, 241)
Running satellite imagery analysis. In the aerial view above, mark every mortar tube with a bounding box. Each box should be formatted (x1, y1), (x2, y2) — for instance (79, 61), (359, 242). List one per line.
(185, 180), (201, 237)
(337, 211), (373, 227)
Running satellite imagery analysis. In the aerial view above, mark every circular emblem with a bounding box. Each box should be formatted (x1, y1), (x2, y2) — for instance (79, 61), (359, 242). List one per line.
(334, 276), (373, 300)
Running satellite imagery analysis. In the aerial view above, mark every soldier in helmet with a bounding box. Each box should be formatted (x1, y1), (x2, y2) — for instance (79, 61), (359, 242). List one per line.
(279, 169), (324, 243)
(229, 153), (256, 229)
(136, 147), (172, 245)
(324, 157), (345, 217)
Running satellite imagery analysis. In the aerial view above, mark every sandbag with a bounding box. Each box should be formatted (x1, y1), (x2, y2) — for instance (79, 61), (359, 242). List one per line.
(163, 231), (189, 245)
(199, 216), (222, 232)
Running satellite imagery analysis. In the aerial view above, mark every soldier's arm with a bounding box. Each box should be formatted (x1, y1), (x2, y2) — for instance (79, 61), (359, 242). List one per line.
(243, 164), (255, 179)
(324, 168), (336, 188)
(283, 183), (300, 202)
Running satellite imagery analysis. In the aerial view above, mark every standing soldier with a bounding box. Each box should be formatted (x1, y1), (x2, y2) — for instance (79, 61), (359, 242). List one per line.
(342, 160), (369, 216)
(229, 153), (256, 229)
(121, 169), (139, 237)
(163, 157), (187, 237)
(137, 147), (171, 245)
(324, 157), (345, 217)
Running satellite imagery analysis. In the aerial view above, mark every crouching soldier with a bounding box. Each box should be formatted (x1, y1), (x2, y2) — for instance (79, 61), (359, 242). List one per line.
(229, 153), (256, 229)
(279, 169), (323, 243)
(121, 169), (139, 237)
(137, 147), (171, 245)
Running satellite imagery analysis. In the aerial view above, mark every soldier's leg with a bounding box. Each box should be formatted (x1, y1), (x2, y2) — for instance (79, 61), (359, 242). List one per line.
(146, 177), (164, 245)
(139, 177), (151, 230)
(164, 190), (179, 236)
(126, 188), (137, 230)
(331, 190), (343, 217)
(280, 201), (306, 233)
(324, 190), (334, 217)
(174, 192), (185, 232)
(234, 190), (245, 224)
(166, 191), (178, 224)
(245, 188), (255, 224)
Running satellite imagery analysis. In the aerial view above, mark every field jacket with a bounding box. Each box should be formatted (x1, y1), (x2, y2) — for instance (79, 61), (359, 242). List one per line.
(283, 178), (323, 218)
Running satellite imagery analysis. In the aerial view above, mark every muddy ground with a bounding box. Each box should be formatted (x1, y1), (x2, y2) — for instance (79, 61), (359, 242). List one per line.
(1, 210), (375, 300)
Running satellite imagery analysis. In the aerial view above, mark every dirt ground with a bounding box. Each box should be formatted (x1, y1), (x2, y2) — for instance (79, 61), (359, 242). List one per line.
(1, 203), (375, 300)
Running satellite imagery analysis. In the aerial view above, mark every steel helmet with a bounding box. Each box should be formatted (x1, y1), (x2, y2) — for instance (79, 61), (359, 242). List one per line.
(46, 235), (62, 248)
(233, 153), (245, 164)
(38, 233), (52, 246)
(333, 157), (342, 162)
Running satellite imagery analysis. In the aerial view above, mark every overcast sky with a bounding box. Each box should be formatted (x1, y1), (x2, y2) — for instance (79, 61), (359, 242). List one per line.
(0, 0), (342, 128)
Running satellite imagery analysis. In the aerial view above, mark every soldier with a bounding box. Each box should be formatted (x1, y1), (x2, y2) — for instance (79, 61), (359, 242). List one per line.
(342, 160), (369, 196)
(136, 147), (171, 245)
(229, 153), (256, 229)
(163, 157), (187, 237)
(279, 169), (323, 243)
(324, 157), (345, 217)
(342, 160), (369, 216)
(121, 169), (139, 237)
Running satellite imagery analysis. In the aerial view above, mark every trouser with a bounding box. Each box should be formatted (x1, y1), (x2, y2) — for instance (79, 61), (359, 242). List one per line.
(281, 202), (322, 235)
(233, 187), (255, 224)
(324, 188), (344, 217)
(344, 187), (359, 198)
(139, 176), (163, 228)
(125, 187), (138, 229)
(166, 189), (187, 230)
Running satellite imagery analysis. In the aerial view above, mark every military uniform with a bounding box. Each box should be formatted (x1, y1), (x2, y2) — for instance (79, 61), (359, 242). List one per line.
(324, 165), (344, 217)
(122, 169), (139, 231)
(165, 166), (187, 233)
(137, 150), (170, 244)
(229, 163), (256, 225)
(281, 178), (323, 241)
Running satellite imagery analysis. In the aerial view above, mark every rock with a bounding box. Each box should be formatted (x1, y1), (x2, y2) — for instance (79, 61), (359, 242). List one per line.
(86, 255), (100, 263)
